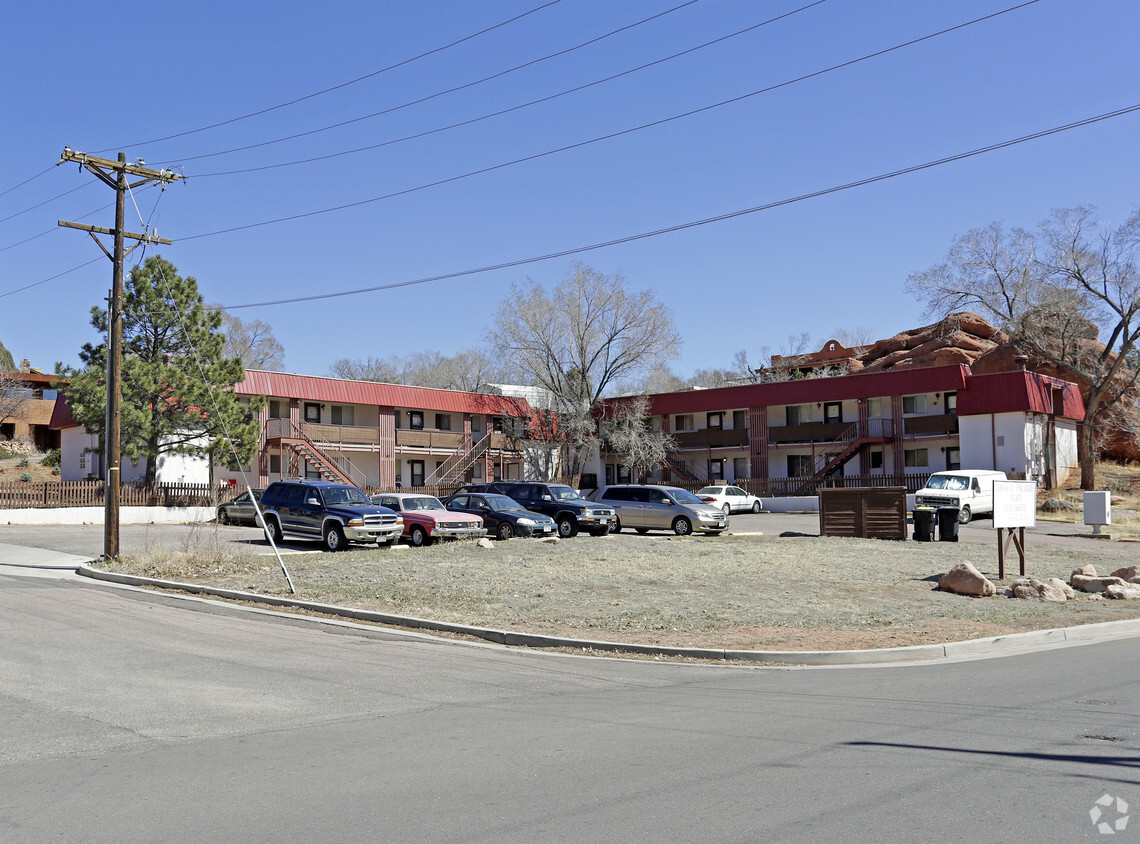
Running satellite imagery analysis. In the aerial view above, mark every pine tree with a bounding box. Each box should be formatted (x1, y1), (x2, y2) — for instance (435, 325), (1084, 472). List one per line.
(62, 255), (262, 485)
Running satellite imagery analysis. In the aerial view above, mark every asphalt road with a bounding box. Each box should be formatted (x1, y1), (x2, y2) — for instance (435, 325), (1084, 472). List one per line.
(2, 569), (1138, 843)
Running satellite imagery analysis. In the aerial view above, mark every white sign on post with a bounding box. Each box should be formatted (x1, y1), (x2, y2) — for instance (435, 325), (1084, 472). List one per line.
(993, 480), (1037, 528)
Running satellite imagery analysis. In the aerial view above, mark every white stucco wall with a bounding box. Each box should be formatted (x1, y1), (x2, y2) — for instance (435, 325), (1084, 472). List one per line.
(59, 428), (209, 484)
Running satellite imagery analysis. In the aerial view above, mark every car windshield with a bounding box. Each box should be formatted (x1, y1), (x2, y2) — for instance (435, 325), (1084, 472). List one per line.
(549, 485), (581, 501)
(323, 486), (371, 505)
(669, 488), (704, 505)
(697, 487), (724, 495)
(402, 496), (444, 510)
(484, 494), (526, 512)
(926, 475), (969, 491)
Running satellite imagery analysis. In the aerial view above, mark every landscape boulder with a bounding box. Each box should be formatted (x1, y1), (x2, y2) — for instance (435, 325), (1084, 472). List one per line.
(938, 562), (996, 597)
(1109, 566), (1140, 583)
(1046, 577), (1076, 599)
(1071, 572), (1128, 593)
(1010, 578), (1070, 602)
(1105, 583), (1140, 600)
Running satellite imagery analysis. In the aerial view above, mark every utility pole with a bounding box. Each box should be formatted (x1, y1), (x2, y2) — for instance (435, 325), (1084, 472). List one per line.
(58, 148), (183, 559)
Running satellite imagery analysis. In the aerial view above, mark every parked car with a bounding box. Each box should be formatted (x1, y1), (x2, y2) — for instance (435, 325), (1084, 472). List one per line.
(489, 481), (615, 537)
(914, 469), (1007, 524)
(696, 484), (762, 515)
(257, 479), (403, 551)
(370, 492), (486, 546)
(216, 487), (264, 525)
(593, 484), (728, 536)
(441, 492), (557, 540)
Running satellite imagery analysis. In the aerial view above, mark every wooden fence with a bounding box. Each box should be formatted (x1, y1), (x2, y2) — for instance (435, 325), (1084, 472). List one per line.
(0, 481), (225, 509)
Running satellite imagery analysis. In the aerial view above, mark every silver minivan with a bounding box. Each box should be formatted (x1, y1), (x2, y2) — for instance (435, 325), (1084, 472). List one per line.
(595, 484), (728, 536)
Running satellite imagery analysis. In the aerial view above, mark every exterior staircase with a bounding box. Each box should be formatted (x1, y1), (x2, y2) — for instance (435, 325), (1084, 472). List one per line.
(267, 418), (368, 488)
(793, 420), (891, 495)
(422, 436), (490, 486)
(664, 456), (702, 483)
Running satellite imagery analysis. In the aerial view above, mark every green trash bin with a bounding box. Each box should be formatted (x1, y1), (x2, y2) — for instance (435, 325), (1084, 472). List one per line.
(912, 507), (936, 542)
(937, 507), (960, 542)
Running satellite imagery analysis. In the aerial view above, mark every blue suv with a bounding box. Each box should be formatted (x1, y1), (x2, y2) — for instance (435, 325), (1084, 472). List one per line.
(258, 479), (403, 552)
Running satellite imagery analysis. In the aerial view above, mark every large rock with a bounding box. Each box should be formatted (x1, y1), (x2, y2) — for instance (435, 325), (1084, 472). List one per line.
(1011, 577), (1069, 602)
(1045, 577), (1076, 599)
(1072, 564), (1097, 578)
(1109, 566), (1140, 583)
(939, 562), (996, 597)
(1071, 574), (1127, 593)
(1105, 583), (1140, 600)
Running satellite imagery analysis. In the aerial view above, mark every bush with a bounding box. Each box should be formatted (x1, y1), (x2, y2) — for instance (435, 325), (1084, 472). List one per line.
(18, 472), (32, 482)
(17, 457), (29, 468)
(41, 448), (61, 469)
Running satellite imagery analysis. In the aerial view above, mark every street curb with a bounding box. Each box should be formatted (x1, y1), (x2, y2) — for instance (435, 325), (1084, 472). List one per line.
(76, 564), (1140, 666)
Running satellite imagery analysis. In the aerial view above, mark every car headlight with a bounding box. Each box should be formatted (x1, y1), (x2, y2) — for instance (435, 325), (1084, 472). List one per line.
(347, 518), (363, 527)
(395, 516), (404, 524)
(516, 517), (535, 526)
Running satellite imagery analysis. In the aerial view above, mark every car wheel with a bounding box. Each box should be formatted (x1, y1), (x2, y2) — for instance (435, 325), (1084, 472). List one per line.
(323, 524), (347, 552)
(722, 503), (731, 516)
(958, 505), (972, 525)
(265, 517), (283, 545)
(556, 516), (578, 538)
(217, 508), (229, 525)
(635, 527), (649, 534)
(409, 525), (430, 547)
(672, 517), (693, 536)
(611, 518), (622, 534)
(496, 522), (514, 541)
(589, 526), (610, 537)
(751, 501), (761, 513)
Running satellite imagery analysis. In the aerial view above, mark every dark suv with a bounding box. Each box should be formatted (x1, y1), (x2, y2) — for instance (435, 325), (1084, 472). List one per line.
(257, 479), (403, 552)
(489, 481), (616, 538)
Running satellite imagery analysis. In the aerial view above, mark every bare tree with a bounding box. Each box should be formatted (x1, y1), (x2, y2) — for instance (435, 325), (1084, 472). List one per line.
(219, 312), (285, 371)
(329, 348), (507, 392)
(488, 263), (680, 472)
(906, 206), (1140, 489)
(0, 372), (31, 434)
(602, 394), (676, 482)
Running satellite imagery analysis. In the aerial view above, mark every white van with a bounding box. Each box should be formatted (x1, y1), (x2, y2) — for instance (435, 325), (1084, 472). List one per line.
(914, 470), (1007, 524)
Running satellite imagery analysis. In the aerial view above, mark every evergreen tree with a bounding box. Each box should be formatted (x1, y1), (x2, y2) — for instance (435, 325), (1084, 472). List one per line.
(62, 255), (262, 485)
(0, 338), (15, 371)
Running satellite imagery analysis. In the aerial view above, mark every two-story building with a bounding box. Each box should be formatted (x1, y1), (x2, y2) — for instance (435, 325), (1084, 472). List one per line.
(592, 363), (1084, 492)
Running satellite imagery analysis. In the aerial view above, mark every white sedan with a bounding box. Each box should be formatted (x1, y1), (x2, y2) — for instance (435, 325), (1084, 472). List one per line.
(696, 485), (762, 515)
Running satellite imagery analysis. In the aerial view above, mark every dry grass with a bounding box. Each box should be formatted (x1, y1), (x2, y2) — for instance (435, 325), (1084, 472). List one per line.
(101, 528), (1140, 652)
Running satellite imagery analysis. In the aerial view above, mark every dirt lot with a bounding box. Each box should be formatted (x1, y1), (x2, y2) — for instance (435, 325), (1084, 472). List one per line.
(98, 521), (1140, 652)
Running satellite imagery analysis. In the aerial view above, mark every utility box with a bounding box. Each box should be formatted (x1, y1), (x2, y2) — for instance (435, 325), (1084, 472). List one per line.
(1083, 491), (1112, 527)
(820, 487), (907, 540)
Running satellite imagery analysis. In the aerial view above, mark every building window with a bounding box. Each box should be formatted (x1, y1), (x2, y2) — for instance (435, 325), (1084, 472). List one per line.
(269, 400), (286, 419)
(733, 457), (749, 479)
(944, 392), (957, 415)
(707, 412), (724, 430)
(675, 414), (693, 431)
(410, 460), (425, 487)
(304, 403), (321, 423)
(304, 461), (322, 479)
(867, 398), (883, 418)
(904, 448), (929, 467)
(824, 402), (841, 424)
(605, 464), (615, 486)
(902, 395), (925, 415)
(709, 458), (725, 480)
(868, 450), (883, 470)
(269, 453), (281, 474)
(492, 417), (504, 434)
(409, 411), (424, 430)
(616, 464), (632, 484)
(435, 413), (451, 431)
(945, 447), (960, 471)
(787, 454), (813, 477)
(786, 405), (810, 425)
(330, 405), (354, 426)
(732, 409), (748, 430)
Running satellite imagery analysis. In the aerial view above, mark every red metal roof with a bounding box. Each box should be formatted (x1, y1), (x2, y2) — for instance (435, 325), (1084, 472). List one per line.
(238, 370), (535, 417)
(48, 396), (80, 430)
(957, 371), (1085, 420)
(608, 365), (972, 416)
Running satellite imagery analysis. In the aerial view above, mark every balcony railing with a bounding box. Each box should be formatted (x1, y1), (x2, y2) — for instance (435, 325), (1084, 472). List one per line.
(395, 429), (464, 449)
(767, 418), (893, 445)
(672, 428), (749, 449)
(902, 414), (959, 436)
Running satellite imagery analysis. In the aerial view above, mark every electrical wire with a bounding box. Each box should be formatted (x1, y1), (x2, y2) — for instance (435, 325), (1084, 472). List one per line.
(0, 165), (55, 199)
(159, 0), (725, 166)
(0, 183), (92, 224)
(96, 0), (565, 152)
(200, 103), (1139, 311)
(187, 0), (827, 177)
(181, 0), (1048, 241)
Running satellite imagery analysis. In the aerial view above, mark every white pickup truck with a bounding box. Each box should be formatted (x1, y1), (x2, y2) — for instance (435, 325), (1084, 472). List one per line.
(914, 470), (1008, 524)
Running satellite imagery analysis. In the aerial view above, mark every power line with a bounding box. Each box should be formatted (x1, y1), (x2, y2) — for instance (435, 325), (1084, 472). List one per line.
(95, 0), (565, 152)
(0, 182), (92, 225)
(188, 0), (827, 178)
(160, 0), (724, 167)
(181, 0), (1046, 240)
(207, 103), (1140, 311)
(0, 165), (54, 199)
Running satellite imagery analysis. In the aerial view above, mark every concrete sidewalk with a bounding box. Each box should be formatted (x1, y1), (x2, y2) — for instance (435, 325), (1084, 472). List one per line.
(0, 542), (92, 569)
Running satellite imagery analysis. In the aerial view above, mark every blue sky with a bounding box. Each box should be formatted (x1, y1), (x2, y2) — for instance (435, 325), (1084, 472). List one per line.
(2, 0), (1137, 381)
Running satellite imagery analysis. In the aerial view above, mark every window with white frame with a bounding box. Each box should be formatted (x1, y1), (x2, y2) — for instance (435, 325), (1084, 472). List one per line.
(707, 412), (724, 430)
(904, 448), (929, 467)
(902, 395), (925, 415)
(868, 450), (883, 470)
